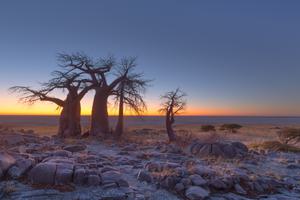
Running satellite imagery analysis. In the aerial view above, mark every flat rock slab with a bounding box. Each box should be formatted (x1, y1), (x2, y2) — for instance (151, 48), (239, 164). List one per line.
(189, 141), (248, 159)
(0, 153), (16, 173)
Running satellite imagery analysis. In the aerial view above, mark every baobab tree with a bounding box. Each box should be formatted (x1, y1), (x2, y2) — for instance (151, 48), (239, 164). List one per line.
(10, 65), (93, 137)
(57, 53), (137, 136)
(113, 57), (150, 138)
(55, 53), (112, 136)
(159, 88), (187, 142)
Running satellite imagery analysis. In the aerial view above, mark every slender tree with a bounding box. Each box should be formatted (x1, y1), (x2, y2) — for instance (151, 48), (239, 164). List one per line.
(159, 88), (187, 142)
(10, 62), (93, 137)
(113, 57), (149, 138)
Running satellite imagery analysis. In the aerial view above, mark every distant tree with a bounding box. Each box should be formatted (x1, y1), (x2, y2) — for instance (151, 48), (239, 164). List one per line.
(113, 57), (150, 138)
(201, 125), (216, 132)
(220, 124), (242, 133)
(10, 59), (93, 137)
(159, 88), (187, 142)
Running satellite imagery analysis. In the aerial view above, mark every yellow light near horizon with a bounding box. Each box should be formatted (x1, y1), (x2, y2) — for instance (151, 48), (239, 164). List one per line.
(2, 95), (298, 116)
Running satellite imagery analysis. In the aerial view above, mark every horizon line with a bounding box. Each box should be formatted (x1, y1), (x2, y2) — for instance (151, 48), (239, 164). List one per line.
(0, 114), (299, 118)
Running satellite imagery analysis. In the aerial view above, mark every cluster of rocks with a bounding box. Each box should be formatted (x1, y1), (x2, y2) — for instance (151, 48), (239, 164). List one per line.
(139, 158), (292, 200)
(0, 126), (300, 200)
(189, 141), (249, 159)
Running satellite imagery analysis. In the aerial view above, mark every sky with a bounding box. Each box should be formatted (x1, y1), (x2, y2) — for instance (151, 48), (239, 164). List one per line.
(0, 0), (300, 116)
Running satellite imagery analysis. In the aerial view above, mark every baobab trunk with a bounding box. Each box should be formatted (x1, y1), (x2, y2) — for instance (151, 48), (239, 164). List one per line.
(58, 93), (81, 137)
(115, 88), (124, 138)
(90, 88), (110, 136)
(166, 110), (176, 142)
(67, 99), (81, 137)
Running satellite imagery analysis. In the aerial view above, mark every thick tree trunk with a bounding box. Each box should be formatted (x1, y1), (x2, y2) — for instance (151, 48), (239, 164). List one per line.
(67, 99), (81, 137)
(90, 88), (110, 136)
(115, 89), (124, 138)
(58, 106), (68, 137)
(57, 92), (81, 137)
(166, 111), (176, 142)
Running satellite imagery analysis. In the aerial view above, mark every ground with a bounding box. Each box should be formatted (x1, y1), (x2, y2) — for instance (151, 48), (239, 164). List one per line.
(0, 124), (300, 200)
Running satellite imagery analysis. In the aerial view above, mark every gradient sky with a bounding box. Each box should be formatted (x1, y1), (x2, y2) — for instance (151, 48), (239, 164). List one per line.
(0, 0), (300, 116)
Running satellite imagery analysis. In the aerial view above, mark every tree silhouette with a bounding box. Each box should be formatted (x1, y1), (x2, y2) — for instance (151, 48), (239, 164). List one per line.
(10, 60), (93, 137)
(113, 57), (150, 138)
(57, 53), (131, 136)
(159, 88), (187, 142)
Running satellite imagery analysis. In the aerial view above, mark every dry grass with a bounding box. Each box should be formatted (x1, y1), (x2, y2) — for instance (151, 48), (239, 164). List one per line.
(277, 128), (300, 144)
(249, 141), (300, 153)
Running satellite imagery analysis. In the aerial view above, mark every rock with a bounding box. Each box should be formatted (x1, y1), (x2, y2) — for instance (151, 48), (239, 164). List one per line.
(161, 176), (178, 189)
(189, 174), (207, 186)
(103, 182), (118, 189)
(101, 188), (127, 200)
(29, 163), (56, 184)
(189, 141), (248, 158)
(63, 144), (86, 153)
(185, 186), (210, 200)
(287, 164), (300, 169)
(9, 189), (63, 200)
(0, 134), (25, 146)
(121, 144), (137, 152)
(0, 153), (16, 173)
(149, 189), (182, 200)
(137, 170), (153, 183)
(209, 179), (228, 190)
(117, 178), (130, 187)
(51, 150), (72, 157)
(253, 181), (264, 193)
(73, 167), (87, 185)
(55, 164), (73, 185)
(102, 170), (122, 184)
(165, 144), (182, 154)
(175, 183), (185, 192)
(146, 162), (162, 172)
(7, 158), (34, 179)
(234, 183), (247, 195)
(87, 174), (100, 186)
(101, 166), (118, 173)
(189, 165), (215, 177)
(7, 166), (22, 179)
(232, 142), (248, 153)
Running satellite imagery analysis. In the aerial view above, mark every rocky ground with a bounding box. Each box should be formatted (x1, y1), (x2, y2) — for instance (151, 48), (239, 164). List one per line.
(0, 127), (300, 200)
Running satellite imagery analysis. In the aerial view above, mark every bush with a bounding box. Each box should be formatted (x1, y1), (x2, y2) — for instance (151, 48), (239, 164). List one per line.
(220, 124), (242, 133)
(277, 128), (300, 144)
(250, 141), (300, 153)
(201, 125), (216, 132)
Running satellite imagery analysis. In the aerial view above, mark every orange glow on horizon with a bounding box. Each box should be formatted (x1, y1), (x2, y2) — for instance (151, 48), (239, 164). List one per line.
(1, 95), (299, 117)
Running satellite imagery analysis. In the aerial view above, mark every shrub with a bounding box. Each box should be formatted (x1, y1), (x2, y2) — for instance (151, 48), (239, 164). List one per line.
(250, 141), (300, 153)
(277, 128), (300, 144)
(220, 124), (242, 133)
(201, 125), (216, 132)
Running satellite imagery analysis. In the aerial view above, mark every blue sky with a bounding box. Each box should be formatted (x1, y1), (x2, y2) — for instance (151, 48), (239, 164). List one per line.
(0, 0), (300, 116)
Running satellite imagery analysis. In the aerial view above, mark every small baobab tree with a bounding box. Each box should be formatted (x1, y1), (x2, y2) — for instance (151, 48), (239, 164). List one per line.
(113, 57), (150, 138)
(10, 59), (93, 137)
(159, 88), (187, 142)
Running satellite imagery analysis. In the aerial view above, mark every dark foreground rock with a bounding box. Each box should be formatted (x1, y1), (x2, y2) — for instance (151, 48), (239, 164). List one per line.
(189, 141), (248, 158)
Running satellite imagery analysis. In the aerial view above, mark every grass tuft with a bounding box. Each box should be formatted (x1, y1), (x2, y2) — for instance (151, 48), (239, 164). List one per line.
(249, 140), (300, 153)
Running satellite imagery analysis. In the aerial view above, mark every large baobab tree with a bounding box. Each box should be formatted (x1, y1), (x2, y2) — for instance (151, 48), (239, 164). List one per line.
(57, 53), (136, 136)
(159, 88), (187, 142)
(10, 66), (92, 137)
(113, 57), (149, 138)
